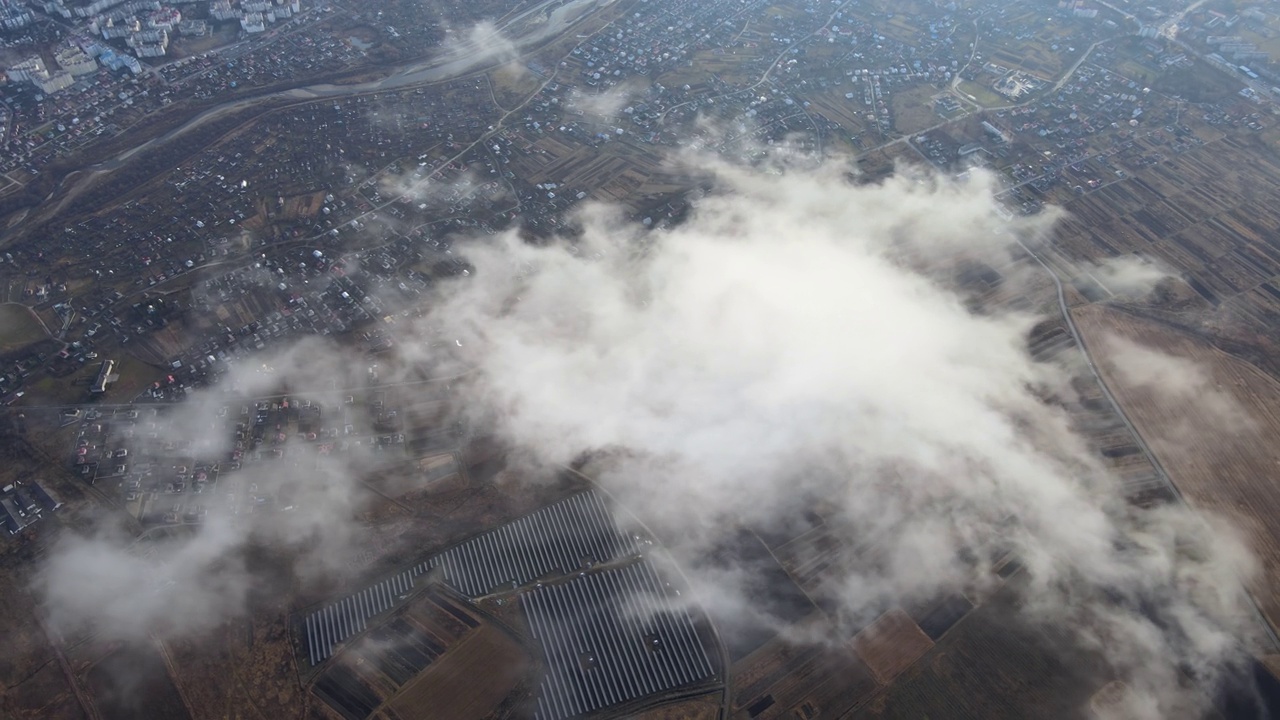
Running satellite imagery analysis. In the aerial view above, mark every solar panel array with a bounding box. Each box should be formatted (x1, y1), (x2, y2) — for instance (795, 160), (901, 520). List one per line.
(434, 491), (634, 597)
(523, 559), (715, 720)
(305, 557), (439, 665)
(305, 491), (634, 666)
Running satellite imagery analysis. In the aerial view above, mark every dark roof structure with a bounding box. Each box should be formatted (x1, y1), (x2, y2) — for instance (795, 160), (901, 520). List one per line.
(27, 482), (63, 512)
(0, 500), (17, 535)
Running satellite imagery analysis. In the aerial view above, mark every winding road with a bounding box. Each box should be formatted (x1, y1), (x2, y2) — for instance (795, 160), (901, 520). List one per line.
(1015, 237), (1280, 651)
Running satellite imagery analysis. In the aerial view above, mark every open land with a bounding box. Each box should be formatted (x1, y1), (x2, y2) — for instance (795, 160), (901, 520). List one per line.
(852, 580), (1102, 720)
(0, 304), (49, 354)
(1072, 303), (1280, 634)
(380, 623), (529, 719)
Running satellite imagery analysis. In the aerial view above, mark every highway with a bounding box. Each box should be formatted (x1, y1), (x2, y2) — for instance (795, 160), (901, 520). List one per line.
(1015, 236), (1280, 652)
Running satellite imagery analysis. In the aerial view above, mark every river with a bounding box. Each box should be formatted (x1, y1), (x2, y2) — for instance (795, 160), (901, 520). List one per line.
(104, 0), (606, 168)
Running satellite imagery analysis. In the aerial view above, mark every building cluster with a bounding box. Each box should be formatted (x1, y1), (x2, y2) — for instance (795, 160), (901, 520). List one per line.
(3, 36), (152, 94)
(3, 72), (166, 182)
(92, 4), (183, 54)
(582, 0), (975, 141)
(0, 6), (348, 181)
(0, 480), (63, 536)
(1059, 0), (1099, 20)
(0, 0), (304, 105)
(210, 0), (299, 34)
(1178, 3), (1277, 87)
(0, 0), (36, 29)
(85, 0), (295, 56)
(5, 55), (74, 93)
(68, 405), (220, 524)
(70, 385), (403, 524)
(37, 0), (294, 27)
(161, 29), (364, 103)
(0, 0), (1277, 438)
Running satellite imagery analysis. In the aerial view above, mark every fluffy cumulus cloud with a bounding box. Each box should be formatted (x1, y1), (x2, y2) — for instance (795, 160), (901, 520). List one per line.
(34, 152), (1265, 718)
(567, 84), (638, 121)
(422, 155), (1262, 717)
(1101, 334), (1253, 439)
(1088, 255), (1171, 297)
(438, 21), (519, 66)
(37, 337), (385, 640)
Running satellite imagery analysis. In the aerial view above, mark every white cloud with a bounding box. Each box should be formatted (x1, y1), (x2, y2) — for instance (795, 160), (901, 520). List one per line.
(438, 21), (519, 66)
(1089, 255), (1171, 297)
(34, 152), (1265, 717)
(422, 154), (1261, 715)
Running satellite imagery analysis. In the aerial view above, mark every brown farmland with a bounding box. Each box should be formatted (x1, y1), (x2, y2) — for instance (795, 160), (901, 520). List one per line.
(381, 624), (528, 719)
(851, 609), (935, 685)
(633, 692), (722, 720)
(731, 615), (881, 720)
(854, 582), (1101, 720)
(1072, 303), (1280, 634)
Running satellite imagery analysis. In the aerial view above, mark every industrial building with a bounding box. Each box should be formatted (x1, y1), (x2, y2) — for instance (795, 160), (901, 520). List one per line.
(91, 359), (116, 394)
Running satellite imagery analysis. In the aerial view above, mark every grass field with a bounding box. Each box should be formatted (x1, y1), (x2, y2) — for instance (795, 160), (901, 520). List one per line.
(1150, 58), (1244, 105)
(168, 562), (310, 720)
(0, 303), (48, 353)
(890, 85), (947, 135)
(684, 48), (771, 87)
(1240, 28), (1280, 59)
(855, 143), (919, 182)
(103, 355), (165, 404)
(955, 80), (1008, 108)
(168, 25), (238, 59)
(87, 644), (190, 720)
(489, 63), (542, 110)
(0, 661), (86, 720)
(21, 370), (89, 408)
(1072, 303), (1280, 635)
(800, 88), (875, 138)
(0, 455), (69, 720)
